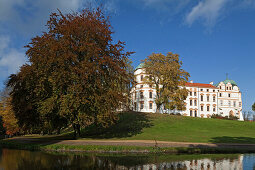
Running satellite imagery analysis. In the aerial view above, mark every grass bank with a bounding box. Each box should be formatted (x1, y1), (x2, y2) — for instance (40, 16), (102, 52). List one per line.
(2, 112), (255, 154)
(82, 112), (255, 144)
(1, 139), (255, 154)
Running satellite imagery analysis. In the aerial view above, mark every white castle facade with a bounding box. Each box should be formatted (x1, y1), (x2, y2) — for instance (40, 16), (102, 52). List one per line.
(131, 63), (243, 121)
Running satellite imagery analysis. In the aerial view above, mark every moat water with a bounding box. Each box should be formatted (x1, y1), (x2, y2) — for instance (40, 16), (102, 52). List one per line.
(1, 148), (255, 169)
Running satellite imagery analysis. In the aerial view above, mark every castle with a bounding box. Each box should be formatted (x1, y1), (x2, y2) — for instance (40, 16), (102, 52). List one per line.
(131, 63), (243, 121)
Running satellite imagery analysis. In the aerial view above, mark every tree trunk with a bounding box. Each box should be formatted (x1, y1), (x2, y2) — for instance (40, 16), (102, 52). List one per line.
(57, 128), (61, 135)
(77, 124), (81, 137)
(73, 123), (81, 139)
(73, 124), (77, 139)
(156, 105), (160, 113)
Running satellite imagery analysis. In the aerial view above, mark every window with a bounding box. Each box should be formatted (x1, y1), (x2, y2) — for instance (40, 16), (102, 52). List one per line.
(141, 75), (143, 81)
(228, 93), (231, 97)
(213, 90), (215, 92)
(194, 92), (197, 96)
(207, 106), (210, 112)
(220, 93), (222, 97)
(227, 87), (228, 90)
(229, 87), (232, 90)
(190, 100), (192, 106)
(190, 92), (192, 96)
(149, 85), (152, 88)
(201, 105), (203, 111)
(140, 102), (144, 109)
(149, 102), (153, 109)
(140, 85), (143, 88)
(195, 110), (197, 117)
(213, 96), (216, 102)
(190, 110), (192, 117)
(207, 89), (209, 92)
(140, 92), (144, 99)
(207, 96), (209, 102)
(213, 106), (216, 112)
(134, 102), (137, 110)
(201, 95), (203, 101)
(220, 86), (222, 89)
(194, 100), (197, 106)
(201, 89), (203, 91)
(239, 102), (242, 107)
(234, 101), (236, 107)
(228, 100), (231, 106)
(220, 100), (223, 106)
(149, 92), (152, 98)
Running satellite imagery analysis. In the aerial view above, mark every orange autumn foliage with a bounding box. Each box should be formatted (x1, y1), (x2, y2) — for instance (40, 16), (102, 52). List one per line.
(0, 96), (19, 135)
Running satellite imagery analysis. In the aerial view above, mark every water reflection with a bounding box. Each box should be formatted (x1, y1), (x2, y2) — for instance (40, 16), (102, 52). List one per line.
(0, 148), (248, 170)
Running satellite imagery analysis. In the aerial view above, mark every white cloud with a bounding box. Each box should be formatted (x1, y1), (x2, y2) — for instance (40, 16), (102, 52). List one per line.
(0, 0), (91, 37)
(139, 0), (190, 12)
(0, 36), (26, 77)
(185, 0), (229, 27)
(240, 0), (255, 7)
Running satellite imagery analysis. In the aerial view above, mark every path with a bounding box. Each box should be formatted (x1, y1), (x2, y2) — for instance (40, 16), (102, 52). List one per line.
(8, 137), (255, 150)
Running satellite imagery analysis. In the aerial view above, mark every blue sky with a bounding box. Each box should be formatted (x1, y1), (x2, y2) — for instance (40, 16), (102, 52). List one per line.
(0, 0), (254, 111)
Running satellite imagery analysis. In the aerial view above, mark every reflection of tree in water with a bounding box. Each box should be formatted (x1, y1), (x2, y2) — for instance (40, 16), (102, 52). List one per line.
(0, 149), (244, 170)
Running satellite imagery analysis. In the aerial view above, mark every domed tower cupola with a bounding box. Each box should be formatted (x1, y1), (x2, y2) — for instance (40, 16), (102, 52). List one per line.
(135, 63), (145, 70)
(215, 74), (238, 91)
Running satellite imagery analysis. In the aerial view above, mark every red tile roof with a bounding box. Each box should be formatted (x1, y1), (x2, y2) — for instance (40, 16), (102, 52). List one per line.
(185, 82), (218, 89)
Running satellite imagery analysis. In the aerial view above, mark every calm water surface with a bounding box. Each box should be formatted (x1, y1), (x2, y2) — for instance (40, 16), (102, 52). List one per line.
(1, 148), (255, 169)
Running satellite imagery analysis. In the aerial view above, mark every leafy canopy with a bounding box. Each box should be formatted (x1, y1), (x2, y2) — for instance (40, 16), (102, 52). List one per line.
(252, 103), (255, 112)
(8, 8), (133, 137)
(143, 52), (189, 111)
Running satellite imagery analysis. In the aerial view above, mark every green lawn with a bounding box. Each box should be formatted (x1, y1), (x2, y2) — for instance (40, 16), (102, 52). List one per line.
(81, 112), (255, 144)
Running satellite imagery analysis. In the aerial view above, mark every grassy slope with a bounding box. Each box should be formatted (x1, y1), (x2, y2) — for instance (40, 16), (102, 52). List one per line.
(82, 112), (255, 144)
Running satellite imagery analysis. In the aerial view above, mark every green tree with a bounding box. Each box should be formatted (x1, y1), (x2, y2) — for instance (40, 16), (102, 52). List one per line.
(143, 52), (190, 112)
(252, 103), (255, 112)
(8, 8), (133, 138)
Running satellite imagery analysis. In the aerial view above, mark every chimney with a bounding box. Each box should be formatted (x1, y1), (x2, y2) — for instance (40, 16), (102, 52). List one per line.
(190, 80), (193, 83)
(210, 82), (214, 85)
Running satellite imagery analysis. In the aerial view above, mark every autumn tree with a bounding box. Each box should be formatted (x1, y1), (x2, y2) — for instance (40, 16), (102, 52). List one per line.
(143, 52), (189, 112)
(8, 8), (133, 138)
(0, 88), (19, 135)
(0, 116), (5, 136)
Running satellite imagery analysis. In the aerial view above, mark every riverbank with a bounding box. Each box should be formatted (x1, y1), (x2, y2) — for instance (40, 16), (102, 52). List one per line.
(2, 138), (255, 154)
(2, 113), (255, 154)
